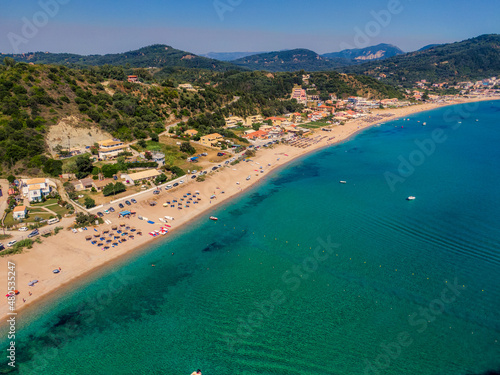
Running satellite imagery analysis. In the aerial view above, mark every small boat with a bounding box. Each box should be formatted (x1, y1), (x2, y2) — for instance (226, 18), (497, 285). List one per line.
(209, 216), (218, 221)
(53, 269), (60, 274)
(407, 196), (416, 200)
(339, 181), (347, 184)
(422, 122), (427, 126)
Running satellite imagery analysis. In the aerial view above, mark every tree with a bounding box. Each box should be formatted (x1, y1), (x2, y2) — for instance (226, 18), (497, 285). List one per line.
(155, 173), (167, 185)
(3, 57), (15, 68)
(150, 133), (159, 142)
(144, 151), (153, 160)
(180, 141), (196, 155)
(84, 197), (96, 209)
(75, 155), (93, 179)
(252, 123), (261, 131)
(7, 175), (16, 184)
(138, 139), (147, 148)
(102, 182), (126, 197)
(169, 166), (185, 177)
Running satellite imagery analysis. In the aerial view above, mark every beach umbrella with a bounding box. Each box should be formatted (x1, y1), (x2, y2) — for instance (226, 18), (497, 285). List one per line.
(130, 227), (136, 232)
(94, 233), (100, 237)
(85, 235), (92, 241)
(111, 225), (118, 230)
(120, 222), (125, 227)
(103, 229), (109, 234)
(98, 243), (103, 246)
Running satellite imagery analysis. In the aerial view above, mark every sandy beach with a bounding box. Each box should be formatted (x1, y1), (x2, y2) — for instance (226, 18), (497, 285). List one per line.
(1, 96), (498, 322)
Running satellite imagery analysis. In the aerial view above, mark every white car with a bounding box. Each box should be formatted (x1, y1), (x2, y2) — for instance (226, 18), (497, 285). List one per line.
(7, 240), (17, 247)
(18, 227), (28, 231)
(179, 180), (184, 184)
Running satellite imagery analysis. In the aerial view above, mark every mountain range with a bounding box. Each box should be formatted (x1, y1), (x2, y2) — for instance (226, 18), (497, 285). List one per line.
(340, 34), (500, 84)
(3, 34), (500, 83)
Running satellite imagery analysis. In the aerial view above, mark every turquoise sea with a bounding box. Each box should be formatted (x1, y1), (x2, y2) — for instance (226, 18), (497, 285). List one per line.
(3, 101), (500, 375)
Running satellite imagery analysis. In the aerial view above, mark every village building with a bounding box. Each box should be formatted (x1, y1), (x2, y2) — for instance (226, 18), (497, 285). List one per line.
(151, 152), (165, 166)
(127, 75), (138, 83)
(224, 116), (245, 128)
(265, 117), (286, 126)
(244, 130), (270, 140)
(22, 178), (53, 202)
(13, 205), (28, 220)
(92, 179), (114, 192)
(184, 129), (199, 137)
(199, 133), (224, 148)
(245, 115), (264, 126)
(122, 170), (161, 184)
(98, 139), (127, 160)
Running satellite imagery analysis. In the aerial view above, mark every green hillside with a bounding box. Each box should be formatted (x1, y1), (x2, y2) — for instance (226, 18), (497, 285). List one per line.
(340, 34), (500, 85)
(231, 49), (353, 72)
(3, 45), (244, 72)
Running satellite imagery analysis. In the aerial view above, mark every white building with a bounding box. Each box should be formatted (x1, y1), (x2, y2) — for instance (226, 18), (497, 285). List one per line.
(152, 152), (165, 166)
(13, 205), (28, 220)
(22, 178), (53, 202)
(98, 139), (127, 159)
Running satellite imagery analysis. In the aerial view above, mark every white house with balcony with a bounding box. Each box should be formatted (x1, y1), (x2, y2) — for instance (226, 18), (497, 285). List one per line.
(21, 178), (54, 202)
(98, 139), (127, 159)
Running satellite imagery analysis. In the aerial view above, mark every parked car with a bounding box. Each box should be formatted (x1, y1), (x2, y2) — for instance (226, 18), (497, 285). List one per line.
(217, 152), (225, 156)
(166, 185), (172, 190)
(113, 175), (118, 180)
(97, 212), (104, 217)
(18, 227), (28, 232)
(103, 209), (109, 214)
(7, 240), (17, 247)
(179, 180), (184, 184)
(153, 190), (160, 195)
(212, 166), (218, 171)
(173, 183), (179, 187)
(109, 207), (115, 212)
(131, 199), (137, 204)
(118, 203), (124, 209)
(0, 243), (4, 251)
(191, 170), (197, 174)
(125, 200), (131, 206)
(28, 230), (39, 239)
(191, 175), (197, 179)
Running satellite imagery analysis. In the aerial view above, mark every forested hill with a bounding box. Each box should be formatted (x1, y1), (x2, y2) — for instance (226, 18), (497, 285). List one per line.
(230, 49), (354, 72)
(340, 34), (500, 85)
(2, 45), (244, 71)
(0, 58), (403, 175)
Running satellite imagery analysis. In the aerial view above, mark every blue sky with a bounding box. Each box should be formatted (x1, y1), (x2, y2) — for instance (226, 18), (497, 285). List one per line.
(1, 0), (498, 55)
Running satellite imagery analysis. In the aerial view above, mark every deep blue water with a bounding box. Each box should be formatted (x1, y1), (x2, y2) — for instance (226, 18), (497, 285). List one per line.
(2, 101), (500, 375)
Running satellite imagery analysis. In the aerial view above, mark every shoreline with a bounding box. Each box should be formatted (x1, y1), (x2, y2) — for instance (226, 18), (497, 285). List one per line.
(1, 96), (499, 324)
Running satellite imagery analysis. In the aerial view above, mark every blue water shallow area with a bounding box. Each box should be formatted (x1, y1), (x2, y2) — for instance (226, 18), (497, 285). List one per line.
(3, 101), (500, 375)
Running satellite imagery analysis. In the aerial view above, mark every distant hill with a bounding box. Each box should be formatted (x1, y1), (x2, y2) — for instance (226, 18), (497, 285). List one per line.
(2, 44), (244, 71)
(322, 43), (404, 61)
(230, 48), (353, 72)
(202, 51), (269, 61)
(417, 44), (441, 52)
(340, 34), (500, 85)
